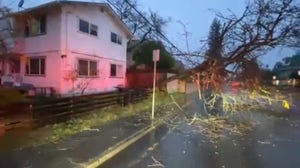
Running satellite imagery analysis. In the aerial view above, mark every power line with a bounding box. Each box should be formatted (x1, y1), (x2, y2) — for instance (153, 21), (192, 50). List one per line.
(124, 0), (184, 53)
(106, 0), (187, 57)
(2, 0), (19, 8)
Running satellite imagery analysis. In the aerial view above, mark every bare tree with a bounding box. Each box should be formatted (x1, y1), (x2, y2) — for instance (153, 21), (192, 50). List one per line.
(107, 0), (168, 43)
(64, 68), (95, 96)
(160, 0), (299, 115)
(0, 7), (14, 75)
(166, 0), (299, 84)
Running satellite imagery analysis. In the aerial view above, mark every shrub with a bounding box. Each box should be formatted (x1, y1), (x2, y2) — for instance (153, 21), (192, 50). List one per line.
(0, 88), (27, 112)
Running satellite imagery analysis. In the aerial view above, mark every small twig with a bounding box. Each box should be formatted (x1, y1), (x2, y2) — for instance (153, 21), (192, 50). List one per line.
(188, 113), (198, 125)
(170, 95), (183, 111)
(147, 156), (165, 167)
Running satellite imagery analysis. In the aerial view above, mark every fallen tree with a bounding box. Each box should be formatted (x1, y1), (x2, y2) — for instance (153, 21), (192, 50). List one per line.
(159, 0), (299, 115)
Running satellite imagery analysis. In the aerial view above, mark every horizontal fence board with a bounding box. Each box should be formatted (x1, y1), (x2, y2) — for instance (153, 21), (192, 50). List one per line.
(32, 101), (74, 111)
(30, 89), (150, 123)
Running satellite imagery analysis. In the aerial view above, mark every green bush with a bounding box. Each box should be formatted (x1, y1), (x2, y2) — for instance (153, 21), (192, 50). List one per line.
(0, 88), (27, 110)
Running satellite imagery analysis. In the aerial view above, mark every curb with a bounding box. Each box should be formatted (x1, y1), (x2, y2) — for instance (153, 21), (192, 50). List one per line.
(82, 111), (176, 168)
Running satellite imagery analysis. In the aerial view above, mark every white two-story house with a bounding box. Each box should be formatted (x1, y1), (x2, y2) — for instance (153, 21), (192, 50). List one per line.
(1, 1), (132, 95)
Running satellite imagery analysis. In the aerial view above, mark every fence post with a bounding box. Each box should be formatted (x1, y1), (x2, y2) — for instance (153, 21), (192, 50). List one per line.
(70, 98), (73, 114)
(29, 104), (34, 119)
(123, 91), (128, 106)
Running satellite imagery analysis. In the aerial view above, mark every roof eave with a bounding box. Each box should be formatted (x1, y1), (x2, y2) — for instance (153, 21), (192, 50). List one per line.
(7, 1), (133, 39)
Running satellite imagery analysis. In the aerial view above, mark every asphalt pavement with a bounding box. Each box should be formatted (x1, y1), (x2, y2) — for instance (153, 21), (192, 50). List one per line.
(101, 89), (300, 168)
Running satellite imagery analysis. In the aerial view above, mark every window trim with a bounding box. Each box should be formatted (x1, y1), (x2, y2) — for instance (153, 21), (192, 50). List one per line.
(78, 18), (98, 37)
(79, 19), (89, 34)
(24, 15), (47, 37)
(110, 32), (122, 45)
(77, 58), (99, 78)
(90, 24), (98, 36)
(110, 63), (123, 78)
(25, 56), (46, 76)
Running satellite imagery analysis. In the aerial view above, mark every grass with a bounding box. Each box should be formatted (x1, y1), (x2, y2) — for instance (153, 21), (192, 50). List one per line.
(26, 92), (185, 146)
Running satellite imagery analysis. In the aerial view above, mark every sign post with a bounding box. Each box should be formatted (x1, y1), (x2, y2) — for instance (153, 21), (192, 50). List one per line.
(152, 49), (160, 120)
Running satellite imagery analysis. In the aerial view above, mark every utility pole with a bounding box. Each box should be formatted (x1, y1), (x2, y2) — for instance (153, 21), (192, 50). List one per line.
(151, 49), (160, 120)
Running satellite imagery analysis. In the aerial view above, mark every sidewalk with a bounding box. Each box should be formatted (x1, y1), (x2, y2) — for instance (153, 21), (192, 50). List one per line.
(0, 103), (181, 168)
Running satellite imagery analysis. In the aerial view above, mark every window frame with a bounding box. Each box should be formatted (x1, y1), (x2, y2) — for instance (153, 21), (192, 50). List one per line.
(78, 18), (98, 37)
(110, 32), (122, 45)
(90, 24), (98, 36)
(25, 15), (47, 37)
(110, 63), (123, 78)
(79, 19), (89, 34)
(25, 57), (46, 76)
(77, 59), (99, 78)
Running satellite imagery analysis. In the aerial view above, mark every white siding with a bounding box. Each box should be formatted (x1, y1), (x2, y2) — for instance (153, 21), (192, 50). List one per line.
(59, 5), (128, 95)
(9, 4), (129, 95)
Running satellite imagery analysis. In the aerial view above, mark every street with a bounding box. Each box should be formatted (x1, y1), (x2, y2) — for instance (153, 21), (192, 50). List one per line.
(101, 90), (300, 168)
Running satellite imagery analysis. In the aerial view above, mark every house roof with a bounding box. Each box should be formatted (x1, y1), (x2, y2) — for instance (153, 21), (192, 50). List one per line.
(9, 1), (133, 38)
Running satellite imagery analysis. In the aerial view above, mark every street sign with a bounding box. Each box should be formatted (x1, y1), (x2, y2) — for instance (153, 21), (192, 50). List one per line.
(153, 49), (160, 62)
(152, 49), (160, 120)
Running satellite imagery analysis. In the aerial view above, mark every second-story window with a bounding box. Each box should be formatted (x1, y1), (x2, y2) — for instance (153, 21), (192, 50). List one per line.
(79, 19), (98, 37)
(25, 15), (46, 37)
(111, 32), (122, 45)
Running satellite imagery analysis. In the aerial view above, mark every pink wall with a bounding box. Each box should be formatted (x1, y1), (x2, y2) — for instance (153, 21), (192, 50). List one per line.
(59, 4), (129, 95)
(11, 8), (63, 93)
(8, 4), (129, 95)
(61, 53), (126, 95)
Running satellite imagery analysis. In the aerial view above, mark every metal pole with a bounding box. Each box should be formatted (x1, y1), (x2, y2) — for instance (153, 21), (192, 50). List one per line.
(151, 60), (157, 120)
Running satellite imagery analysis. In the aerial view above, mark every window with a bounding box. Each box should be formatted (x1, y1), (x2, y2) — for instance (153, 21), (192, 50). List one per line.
(79, 19), (89, 33)
(79, 19), (98, 36)
(110, 64), (123, 77)
(111, 32), (122, 45)
(11, 59), (20, 73)
(90, 24), (98, 36)
(78, 59), (98, 77)
(25, 57), (45, 75)
(25, 15), (46, 37)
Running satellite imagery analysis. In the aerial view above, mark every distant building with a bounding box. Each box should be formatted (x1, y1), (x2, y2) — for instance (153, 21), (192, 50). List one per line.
(273, 54), (300, 80)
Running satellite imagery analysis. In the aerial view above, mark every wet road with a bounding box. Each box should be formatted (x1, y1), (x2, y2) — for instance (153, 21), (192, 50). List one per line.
(101, 89), (300, 168)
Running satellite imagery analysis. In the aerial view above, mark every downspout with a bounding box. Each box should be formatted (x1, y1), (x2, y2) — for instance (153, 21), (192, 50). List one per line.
(65, 12), (69, 57)
(60, 10), (70, 95)
(65, 11), (75, 96)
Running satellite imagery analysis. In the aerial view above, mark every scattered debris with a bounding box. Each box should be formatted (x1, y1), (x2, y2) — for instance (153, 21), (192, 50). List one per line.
(57, 148), (68, 151)
(82, 127), (100, 132)
(147, 156), (165, 167)
(189, 116), (254, 143)
(257, 140), (271, 145)
(170, 95), (183, 111)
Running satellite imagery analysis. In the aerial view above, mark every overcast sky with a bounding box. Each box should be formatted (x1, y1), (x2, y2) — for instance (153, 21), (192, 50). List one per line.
(1, 0), (297, 68)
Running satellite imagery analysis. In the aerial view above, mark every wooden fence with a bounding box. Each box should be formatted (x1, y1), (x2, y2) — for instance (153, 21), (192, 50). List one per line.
(29, 89), (151, 124)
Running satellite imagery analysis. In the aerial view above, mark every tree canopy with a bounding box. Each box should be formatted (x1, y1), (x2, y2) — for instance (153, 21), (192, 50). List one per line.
(108, 0), (168, 43)
(132, 41), (175, 71)
(206, 18), (223, 59)
(273, 53), (300, 70)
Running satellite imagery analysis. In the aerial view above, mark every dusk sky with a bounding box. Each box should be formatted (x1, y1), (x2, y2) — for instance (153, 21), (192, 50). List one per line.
(1, 0), (297, 68)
